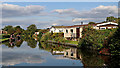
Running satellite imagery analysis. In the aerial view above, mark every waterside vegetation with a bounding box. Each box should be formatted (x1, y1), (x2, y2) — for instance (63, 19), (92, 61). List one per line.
(1, 16), (120, 55)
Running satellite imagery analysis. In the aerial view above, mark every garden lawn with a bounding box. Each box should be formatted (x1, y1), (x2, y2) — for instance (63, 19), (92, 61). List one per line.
(65, 40), (78, 45)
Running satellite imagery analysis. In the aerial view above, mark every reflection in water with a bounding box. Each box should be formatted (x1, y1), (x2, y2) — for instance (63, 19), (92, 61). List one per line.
(64, 48), (77, 59)
(64, 47), (119, 67)
(26, 38), (37, 48)
(3, 38), (23, 48)
(2, 38), (83, 66)
(2, 38), (119, 67)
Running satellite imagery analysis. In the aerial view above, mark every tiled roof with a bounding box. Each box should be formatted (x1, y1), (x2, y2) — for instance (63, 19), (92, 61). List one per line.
(52, 26), (68, 28)
(65, 24), (96, 28)
(51, 22), (118, 28)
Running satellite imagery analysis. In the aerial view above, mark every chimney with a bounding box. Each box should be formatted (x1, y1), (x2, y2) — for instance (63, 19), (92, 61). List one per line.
(81, 22), (83, 25)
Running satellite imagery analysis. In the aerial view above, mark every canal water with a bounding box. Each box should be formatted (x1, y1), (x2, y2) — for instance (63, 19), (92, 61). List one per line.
(1, 38), (119, 67)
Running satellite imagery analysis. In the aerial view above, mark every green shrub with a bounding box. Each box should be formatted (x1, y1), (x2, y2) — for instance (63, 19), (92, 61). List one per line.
(78, 27), (117, 50)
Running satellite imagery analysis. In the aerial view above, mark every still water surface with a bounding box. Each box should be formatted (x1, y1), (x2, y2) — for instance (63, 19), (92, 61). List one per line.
(2, 39), (83, 66)
(1, 38), (118, 67)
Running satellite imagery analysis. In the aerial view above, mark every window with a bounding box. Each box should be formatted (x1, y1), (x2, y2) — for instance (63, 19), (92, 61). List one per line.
(66, 29), (68, 33)
(59, 30), (63, 32)
(108, 27), (112, 29)
(100, 27), (106, 30)
(70, 29), (73, 33)
(101, 28), (105, 29)
(71, 52), (73, 56)
(108, 27), (111, 29)
(113, 27), (117, 28)
(66, 52), (68, 55)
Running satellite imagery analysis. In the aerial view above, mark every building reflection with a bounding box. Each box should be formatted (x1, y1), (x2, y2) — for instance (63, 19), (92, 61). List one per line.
(63, 47), (114, 67)
(64, 48), (77, 59)
(52, 51), (64, 55)
(2, 40), (118, 67)
(39, 43), (115, 67)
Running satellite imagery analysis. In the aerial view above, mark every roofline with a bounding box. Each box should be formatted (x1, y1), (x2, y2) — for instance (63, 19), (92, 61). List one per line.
(50, 22), (118, 28)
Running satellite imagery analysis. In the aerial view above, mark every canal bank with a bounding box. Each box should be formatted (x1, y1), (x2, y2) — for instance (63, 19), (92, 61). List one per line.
(47, 40), (112, 56)
(47, 40), (77, 47)
(0, 38), (9, 44)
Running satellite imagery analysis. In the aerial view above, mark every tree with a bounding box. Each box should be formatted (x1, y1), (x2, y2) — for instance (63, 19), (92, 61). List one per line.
(88, 22), (96, 25)
(7, 28), (15, 34)
(106, 16), (115, 22)
(26, 24), (37, 37)
(3, 25), (13, 31)
(14, 26), (24, 34)
(3, 25), (15, 34)
(107, 19), (120, 55)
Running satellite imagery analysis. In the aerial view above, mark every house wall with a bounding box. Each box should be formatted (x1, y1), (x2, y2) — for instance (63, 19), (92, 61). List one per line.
(63, 27), (77, 38)
(79, 27), (83, 38)
(50, 27), (64, 33)
(35, 32), (39, 35)
(64, 27), (83, 40)
(0, 30), (7, 34)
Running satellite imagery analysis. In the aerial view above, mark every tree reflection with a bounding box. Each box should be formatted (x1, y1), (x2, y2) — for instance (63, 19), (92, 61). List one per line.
(77, 48), (119, 67)
(15, 40), (23, 47)
(77, 49), (105, 66)
(24, 37), (37, 48)
(38, 42), (66, 55)
(2, 38), (119, 67)
(3, 39), (23, 48)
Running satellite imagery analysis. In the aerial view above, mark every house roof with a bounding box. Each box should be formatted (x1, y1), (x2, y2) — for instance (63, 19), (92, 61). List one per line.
(50, 22), (118, 29)
(51, 26), (68, 28)
(65, 24), (96, 28)
(96, 22), (118, 27)
(65, 22), (118, 28)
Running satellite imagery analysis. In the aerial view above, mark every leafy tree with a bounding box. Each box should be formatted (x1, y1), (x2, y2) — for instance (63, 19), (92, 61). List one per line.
(88, 22), (96, 25)
(14, 26), (24, 34)
(27, 24), (37, 31)
(106, 16), (115, 22)
(7, 27), (15, 34)
(3, 25), (13, 31)
(3, 25), (24, 34)
(78, 26), (116, 50)
(26, 24), (37, 37)
(107, 19), (120, 55)
(3, 25), (15, 34)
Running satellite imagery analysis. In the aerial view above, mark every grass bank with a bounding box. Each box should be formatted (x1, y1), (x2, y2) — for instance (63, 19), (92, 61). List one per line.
(41, 32), (78, 45)
(0, 38), (9, 42)
(65, 40), (78, 45)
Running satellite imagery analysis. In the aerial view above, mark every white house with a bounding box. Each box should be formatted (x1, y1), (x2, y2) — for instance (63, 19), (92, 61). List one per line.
(93, 22), (118, 30)
(49, 22), (118, 41)
(35, 32), (39, 35)
(63, 22), (118, 41)
(49, 26), (67, 33)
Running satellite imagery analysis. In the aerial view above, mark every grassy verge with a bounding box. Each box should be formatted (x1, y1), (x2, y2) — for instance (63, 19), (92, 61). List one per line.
(65, 40), (78, 45)
(0, 38), (9, 42)
(41, 32), (78, 45)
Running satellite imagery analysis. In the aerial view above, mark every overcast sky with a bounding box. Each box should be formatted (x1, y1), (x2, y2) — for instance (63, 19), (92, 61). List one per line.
(1, 2), (118, 29)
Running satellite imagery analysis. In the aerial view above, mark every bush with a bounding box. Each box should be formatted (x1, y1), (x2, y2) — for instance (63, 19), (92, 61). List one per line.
(40, 32), (65, 43)
(2, 34), (10, 39)
(78, 27), (116, 50)
(40, 32), (51, 42)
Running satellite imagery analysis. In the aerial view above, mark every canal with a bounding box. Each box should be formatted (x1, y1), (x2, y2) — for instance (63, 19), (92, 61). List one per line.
(0, 38), (119, 67)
